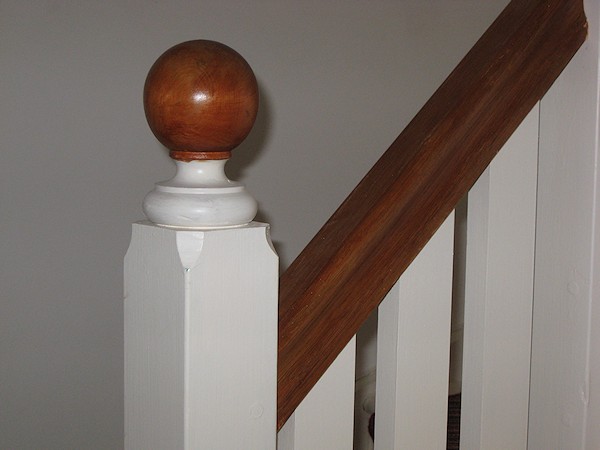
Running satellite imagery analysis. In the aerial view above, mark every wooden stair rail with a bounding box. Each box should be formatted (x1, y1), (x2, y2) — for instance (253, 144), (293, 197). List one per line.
(277, 0), (587, 430)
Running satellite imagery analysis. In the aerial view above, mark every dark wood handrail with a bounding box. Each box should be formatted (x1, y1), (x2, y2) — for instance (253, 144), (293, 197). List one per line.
(277, 0), (587, 430)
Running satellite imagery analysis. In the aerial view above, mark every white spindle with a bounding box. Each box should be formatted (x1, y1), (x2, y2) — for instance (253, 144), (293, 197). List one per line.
(529, 31), (600, 446)
(125, 41), (278, 449)
(460, 104), (539, 449)
(278, 339), (357, 450)
(374, 213), (455, 449)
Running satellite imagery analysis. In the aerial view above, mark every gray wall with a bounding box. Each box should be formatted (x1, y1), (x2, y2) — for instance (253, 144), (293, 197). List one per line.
(1, 1), (505, 448)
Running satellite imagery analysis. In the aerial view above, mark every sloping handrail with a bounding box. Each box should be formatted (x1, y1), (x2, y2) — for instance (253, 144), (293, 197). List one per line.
(277, 0), (587, 430)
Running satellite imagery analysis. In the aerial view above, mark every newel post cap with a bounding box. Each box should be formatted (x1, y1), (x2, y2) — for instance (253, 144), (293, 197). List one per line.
(142, 40), (259, 229)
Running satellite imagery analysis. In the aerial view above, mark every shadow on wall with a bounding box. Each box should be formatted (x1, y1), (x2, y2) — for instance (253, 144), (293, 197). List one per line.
(225, 81), (288, 269)
(226, 80), (272, 184)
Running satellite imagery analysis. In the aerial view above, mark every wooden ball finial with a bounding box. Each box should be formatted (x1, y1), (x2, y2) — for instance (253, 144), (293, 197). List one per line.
(142, 40), (259, 228)
(144, 40), (259, 161)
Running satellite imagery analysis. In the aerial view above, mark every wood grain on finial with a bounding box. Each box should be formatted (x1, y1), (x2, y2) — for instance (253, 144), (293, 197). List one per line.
(144, 40), (259, 161)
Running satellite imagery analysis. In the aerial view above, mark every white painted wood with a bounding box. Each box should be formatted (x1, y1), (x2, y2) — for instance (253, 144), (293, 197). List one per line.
(354, 370), (376, 450)
(460, 105), (539, 450)
(143, 159), (258, 228)
(528, 2), (600, 446)
(125, 221), (278, 450)
(277, 338), (356, 450)
(449, 197), (468, 396)
(374, 213), (455, 450)
(585, 5), (600, 444)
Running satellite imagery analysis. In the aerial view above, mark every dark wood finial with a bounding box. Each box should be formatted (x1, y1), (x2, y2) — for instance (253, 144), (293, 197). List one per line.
(144, 40), (259, 161)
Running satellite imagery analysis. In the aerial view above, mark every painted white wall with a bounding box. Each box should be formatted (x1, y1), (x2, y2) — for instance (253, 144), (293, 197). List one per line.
(0, 1), (506, 448)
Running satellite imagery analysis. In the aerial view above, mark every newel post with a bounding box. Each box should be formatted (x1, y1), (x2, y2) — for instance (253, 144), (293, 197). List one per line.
(124, 40), (278, 449)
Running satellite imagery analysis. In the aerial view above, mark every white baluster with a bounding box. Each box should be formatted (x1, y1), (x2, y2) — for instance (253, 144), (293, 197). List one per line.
(278, 339), (356, 450)
(461, 105), (539, 449)
(374, 214), (455, 449)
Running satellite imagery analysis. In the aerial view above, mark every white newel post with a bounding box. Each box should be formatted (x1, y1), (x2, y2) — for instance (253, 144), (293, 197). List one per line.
(124, 40), (278, 450)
